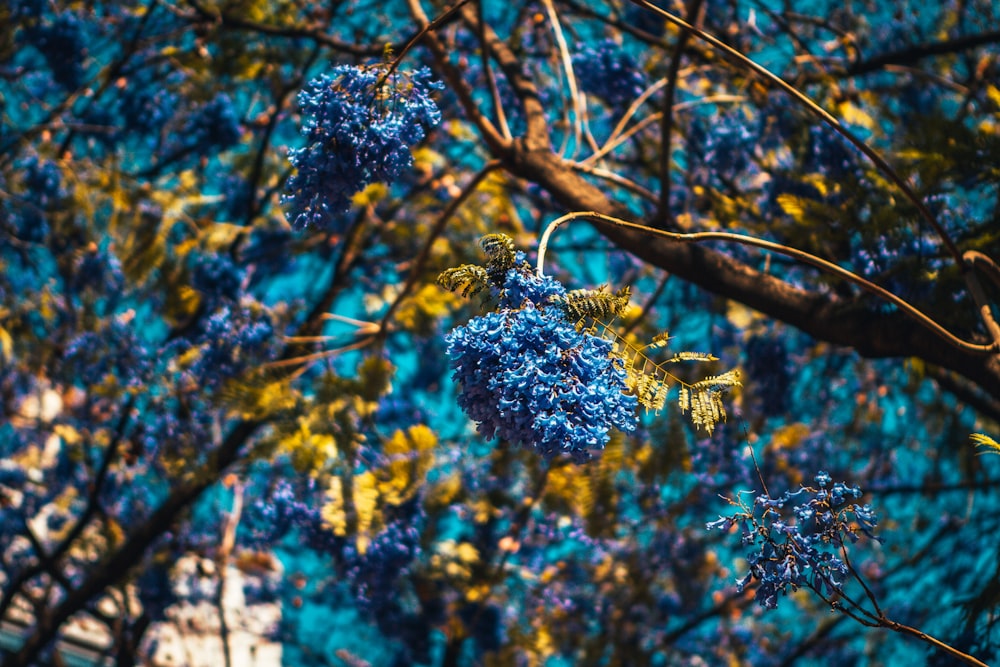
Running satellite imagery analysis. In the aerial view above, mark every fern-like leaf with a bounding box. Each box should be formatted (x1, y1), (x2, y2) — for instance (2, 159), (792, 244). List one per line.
(687, 389), (714, 433)
(437, 264), (490, 298)
(677, 370), (741, 435)
(622, 363), (670, 413)
(559, 285), (631, 321)
(665, 351), (718, 363)
(972, 433), (1000, 455)
(479, 233), (516, 285)
(647, 332), (672, 349)
(691, 369), (743, 391)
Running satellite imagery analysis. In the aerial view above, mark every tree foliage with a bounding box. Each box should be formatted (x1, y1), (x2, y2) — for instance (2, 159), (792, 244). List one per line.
(2, 0), (1000, 665)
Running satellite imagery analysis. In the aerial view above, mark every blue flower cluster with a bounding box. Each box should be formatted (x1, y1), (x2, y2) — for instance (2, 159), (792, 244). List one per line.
(21, 10), (88, 91)
(687, 112), (756, 186)
(191, 251), (244, 303)
(446, 263), (637, 462)
(709, 471), (879, 609)
(119, 75), (179, 140)
(283, 65), (443, 231)
(498, 251), (567, 308)
(64, 312), (154, 389)
(180, 93), (242, 157)
(851, 231), (943, 281)
(11, 0), (44, 18)
(572, 39), (647, 112)
(170, 303), (276, 392)
(342, 506), (425, 613)
(70, 244), (125, 296)
(12, 157), (64, 241)
(239, 477), (329, 550)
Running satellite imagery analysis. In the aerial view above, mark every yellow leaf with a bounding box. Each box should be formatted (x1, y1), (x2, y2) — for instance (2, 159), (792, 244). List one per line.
(426, 473), (462, 509)
(837, 101), (876, 130)
(771, 422), (810, 450)
(223, 376), (299, 420)
(985, 85), (1000, 110)
(353, 471), (380, 554)
(322, 477), (347, 536)
(534, 625), (554, 658)
(164, 284), (201, 328)
(455, 542), (479, 564)
(412, 146), (442, 173)
(544, 465), (592, 518)
(279, 420), (339, 474)
(53, 424), (82, 445)
(378, 424), (436, 505)
(801, 172), (831, 197)
(392, 284), (463, 333)
(675, 212), (695, 230)
(465, 584), (489, 602)
(200, 222), (246, 250)
(726, 301), (756, 330)
(105, 518), (125, 547)
(357, 356), (395, 401)
(0, 325), (12, 360)
(352, 183), (389, 207)
(972, 433), (1000, 455)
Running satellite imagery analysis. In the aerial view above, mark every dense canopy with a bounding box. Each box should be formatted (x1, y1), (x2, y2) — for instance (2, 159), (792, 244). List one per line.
(1, 0), (1000, 665)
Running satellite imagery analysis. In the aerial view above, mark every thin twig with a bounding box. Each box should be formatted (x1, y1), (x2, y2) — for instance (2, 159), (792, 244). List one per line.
(536, 211), (999, 354)
(406, 0), (508, 152)
(840, 543), (883, 618)
(881, 620), (990, 667)
(477, 0), (512, 140)
(262, 338), (375, 370)
(380, 0), (472, 86)
(542, 0), (583, 159)
(658, 0), (703, 220)
(568, 161), (658, 201)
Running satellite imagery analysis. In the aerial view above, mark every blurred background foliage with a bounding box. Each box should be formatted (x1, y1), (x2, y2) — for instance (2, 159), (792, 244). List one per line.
(1, 0), (999, 665)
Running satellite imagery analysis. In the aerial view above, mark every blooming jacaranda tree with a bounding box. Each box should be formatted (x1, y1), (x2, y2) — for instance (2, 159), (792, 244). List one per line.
(2, 0), (1000, 665)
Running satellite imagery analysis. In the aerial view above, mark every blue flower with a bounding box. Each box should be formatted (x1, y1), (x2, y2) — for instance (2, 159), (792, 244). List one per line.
(183, 93), (242, 155)
(282, 65), (443, 231)
(499, 254), (567, 308)
(23, 11), (88, 91)
(191, 252), (244, 303)
(572, 39), (647, 113)
(446, 264), (637, 461)
(713, 474), (880, 609)
(12, 157), (65, 241)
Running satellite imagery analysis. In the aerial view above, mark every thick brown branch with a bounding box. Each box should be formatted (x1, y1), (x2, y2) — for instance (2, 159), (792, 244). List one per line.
(500, 145), (1000, 414)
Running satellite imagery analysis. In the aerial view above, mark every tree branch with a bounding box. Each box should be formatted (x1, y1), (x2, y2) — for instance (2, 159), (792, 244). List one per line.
(6, 420), (261, 667)
(498, 145), (1000, 411)
(844, 30), (1000, 77)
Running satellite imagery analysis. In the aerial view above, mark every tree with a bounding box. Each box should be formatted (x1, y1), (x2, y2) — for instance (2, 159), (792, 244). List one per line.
(1, 0), (999, 665)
